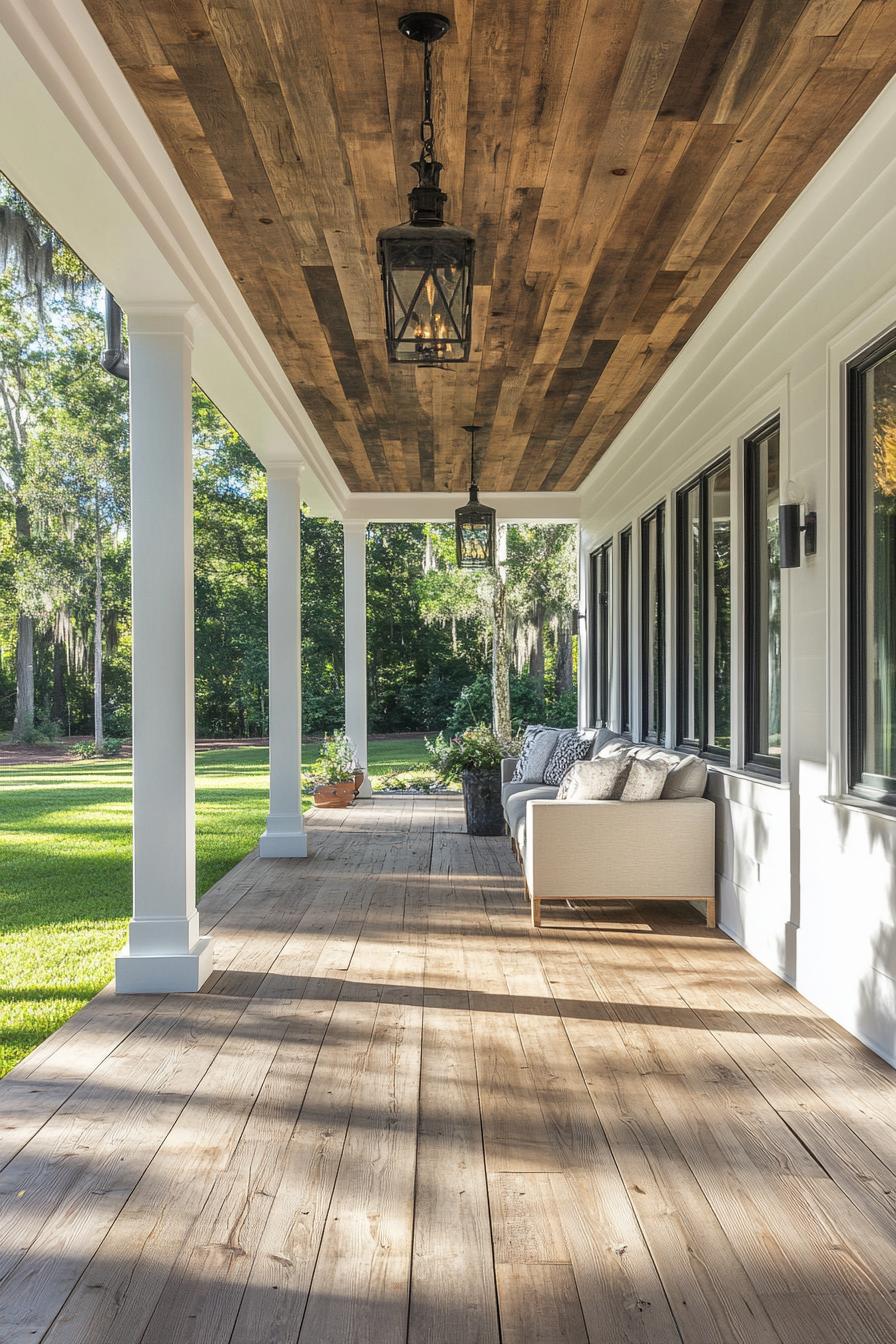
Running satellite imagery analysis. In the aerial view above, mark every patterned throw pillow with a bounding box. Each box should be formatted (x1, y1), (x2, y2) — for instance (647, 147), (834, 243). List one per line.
(512, 726), (560, 783)
(620, 756), (669, 801)
(557, 757), (626, 801)
(543, 730), (593, 787)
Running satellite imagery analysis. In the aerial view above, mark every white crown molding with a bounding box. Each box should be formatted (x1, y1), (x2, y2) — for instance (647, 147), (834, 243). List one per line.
(342, 491), (580, 524)
(0, 0), (348, 517)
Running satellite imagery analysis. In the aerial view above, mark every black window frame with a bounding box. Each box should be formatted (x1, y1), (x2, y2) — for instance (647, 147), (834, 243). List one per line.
(847, 329), (896, 805)
(619, 526), (632, 736)
(640, 503), (666, 744)
(675, 453), (731, 761)
(744, 417), (782, 777)
(589, 539), (612, 727)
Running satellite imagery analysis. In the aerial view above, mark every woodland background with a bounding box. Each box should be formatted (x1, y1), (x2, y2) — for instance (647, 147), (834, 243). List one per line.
(0, 181), (578, 746)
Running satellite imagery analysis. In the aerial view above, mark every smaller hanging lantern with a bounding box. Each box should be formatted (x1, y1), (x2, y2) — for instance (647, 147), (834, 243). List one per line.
(377, 13), (474, 365)
(455, 425), (495, 569)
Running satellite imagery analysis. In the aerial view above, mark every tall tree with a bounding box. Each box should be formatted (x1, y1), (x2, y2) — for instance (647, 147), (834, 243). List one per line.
(0, 184), (92, 738)
(37, 305), (129, 743)
(492, 524), (511, 741)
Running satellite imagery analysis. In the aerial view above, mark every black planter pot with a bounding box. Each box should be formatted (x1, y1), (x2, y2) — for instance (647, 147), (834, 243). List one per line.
(461, 768), (504, 836)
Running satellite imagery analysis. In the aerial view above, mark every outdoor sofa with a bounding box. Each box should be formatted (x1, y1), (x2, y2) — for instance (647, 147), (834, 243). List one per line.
(502, 730), (716, 928)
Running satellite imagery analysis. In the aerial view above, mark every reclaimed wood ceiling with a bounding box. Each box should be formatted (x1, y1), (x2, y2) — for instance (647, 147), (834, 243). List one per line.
(85, 0), (896, 493)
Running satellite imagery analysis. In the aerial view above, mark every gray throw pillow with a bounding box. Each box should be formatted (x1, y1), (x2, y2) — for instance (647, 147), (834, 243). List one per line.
(512, 726), (560, 783)
(544, 730), (593, 786)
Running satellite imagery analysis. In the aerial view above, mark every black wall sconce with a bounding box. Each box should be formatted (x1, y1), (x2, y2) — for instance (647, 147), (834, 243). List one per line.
(779, 503), (817, 568)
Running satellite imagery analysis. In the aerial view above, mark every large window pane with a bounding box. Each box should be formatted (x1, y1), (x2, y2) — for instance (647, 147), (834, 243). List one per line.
(641, 505), (665, 743)
(849, 338), (896, 799)
(589, 540), (612, 727)
(675, 458), (731, 758)
(620, 527), (632, 735)
(745, 423), (781, 770)
(707, 461), (731, 752)
(677, 483), (701, 745)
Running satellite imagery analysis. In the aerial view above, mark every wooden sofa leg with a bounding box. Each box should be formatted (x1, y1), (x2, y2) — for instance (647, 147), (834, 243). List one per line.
(531, 897), (542, 928)
(706, 894), (717, 929)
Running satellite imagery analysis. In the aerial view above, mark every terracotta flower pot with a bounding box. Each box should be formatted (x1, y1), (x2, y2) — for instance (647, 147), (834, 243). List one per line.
(353, 769), (365, 797)
(313, 780), (356, 809)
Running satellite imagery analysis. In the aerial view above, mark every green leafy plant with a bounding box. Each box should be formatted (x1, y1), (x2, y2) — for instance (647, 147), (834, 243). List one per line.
(426, 723), (516, 782)
(375, 767), (448, 794)
(308, 729), (357, 786)
(71, 737), (123, 759)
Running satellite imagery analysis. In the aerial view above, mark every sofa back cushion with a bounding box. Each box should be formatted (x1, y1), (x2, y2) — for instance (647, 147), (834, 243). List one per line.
(596, 739), (708, 799)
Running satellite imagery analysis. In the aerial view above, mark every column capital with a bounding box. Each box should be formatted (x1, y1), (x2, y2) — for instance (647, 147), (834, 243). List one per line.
(123, 301), (196, 342)
(343, 517), (369, 534)
(267, 459), (304, 484)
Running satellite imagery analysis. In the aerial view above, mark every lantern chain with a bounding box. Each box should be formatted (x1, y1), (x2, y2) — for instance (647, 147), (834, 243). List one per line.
(420, 39), (435, 163)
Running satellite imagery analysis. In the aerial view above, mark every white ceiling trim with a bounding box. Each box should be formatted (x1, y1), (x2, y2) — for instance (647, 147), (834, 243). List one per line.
(0, 0), (347, 516)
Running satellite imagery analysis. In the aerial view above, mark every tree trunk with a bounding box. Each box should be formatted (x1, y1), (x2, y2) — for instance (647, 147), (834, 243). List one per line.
(94, 485), (104, 746)
(555, 615), (574, 695)
(52, 640), (66, 726)
(12, 501), (33, 739)
(491, 525), (511, 742)
(12, 613), (34, 738)
(529, 601), (545, 696)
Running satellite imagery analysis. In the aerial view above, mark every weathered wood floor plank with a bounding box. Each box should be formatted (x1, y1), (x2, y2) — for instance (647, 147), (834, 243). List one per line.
(1, 796), (895, 1343)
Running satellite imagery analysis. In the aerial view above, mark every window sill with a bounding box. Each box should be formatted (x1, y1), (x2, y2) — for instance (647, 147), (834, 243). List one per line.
(705, 761), (790, 790)
(822, 793), (896, 820)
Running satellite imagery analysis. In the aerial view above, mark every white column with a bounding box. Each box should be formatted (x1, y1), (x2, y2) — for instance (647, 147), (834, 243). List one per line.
(260, 463), (308, 857)
(343, 520), (371, 796)
(116, 304), (213, 994)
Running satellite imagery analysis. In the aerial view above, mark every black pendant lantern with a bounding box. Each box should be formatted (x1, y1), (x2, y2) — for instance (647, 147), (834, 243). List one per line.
(455, 425), (495, 569)
(377, 13), (474, 365)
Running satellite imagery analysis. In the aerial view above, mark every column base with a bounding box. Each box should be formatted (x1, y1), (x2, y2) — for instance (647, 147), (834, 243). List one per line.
(259, 813), (308, 858)
(115, 935), (214, 994)
(356, 776), (373, 799)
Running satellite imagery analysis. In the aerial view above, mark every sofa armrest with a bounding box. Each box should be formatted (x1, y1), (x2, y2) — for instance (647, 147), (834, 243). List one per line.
(501, 757), (519, 785)
(524, 797), (715, 901)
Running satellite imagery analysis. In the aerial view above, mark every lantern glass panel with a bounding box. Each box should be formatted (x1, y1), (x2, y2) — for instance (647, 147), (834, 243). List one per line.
(380, 230), (473, 364)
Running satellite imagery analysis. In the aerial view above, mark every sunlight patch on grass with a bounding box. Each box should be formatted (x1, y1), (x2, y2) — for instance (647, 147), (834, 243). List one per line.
(0, 738), (435, 1075)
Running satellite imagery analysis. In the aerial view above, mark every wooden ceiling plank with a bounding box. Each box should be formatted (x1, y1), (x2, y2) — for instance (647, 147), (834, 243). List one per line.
(459, 0), (531, 288)
(703, 0), (814, 124)
(559, 116), (703, 360)
(81, 0), (168, 64)
(84, 0), (896, 494)
(199, 0), (328, 264)
(659, 0), (756, 121)
(530, 0), (703, 369)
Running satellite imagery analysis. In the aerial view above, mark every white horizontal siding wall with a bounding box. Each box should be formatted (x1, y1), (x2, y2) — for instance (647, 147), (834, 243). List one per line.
(577, 74), (896, 1064)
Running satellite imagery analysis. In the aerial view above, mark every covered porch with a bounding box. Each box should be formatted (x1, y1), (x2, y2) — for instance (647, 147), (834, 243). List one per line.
(4, 797), (896, 1343)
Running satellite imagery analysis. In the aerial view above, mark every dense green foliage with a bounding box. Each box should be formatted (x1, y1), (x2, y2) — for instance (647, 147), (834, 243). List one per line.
(0, 176), (577, 743)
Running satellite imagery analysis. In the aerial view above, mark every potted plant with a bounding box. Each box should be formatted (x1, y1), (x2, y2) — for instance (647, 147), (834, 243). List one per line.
(309, 730), (359, 808)
(428, 724), (510, 836)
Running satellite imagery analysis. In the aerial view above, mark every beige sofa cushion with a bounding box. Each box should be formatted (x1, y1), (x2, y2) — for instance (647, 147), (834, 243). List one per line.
(621, 757), (669, 801)
(558, 757), (627, 801)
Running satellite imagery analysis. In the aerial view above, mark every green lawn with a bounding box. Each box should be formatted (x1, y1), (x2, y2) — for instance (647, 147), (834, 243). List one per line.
(0, 736), (430, 1077)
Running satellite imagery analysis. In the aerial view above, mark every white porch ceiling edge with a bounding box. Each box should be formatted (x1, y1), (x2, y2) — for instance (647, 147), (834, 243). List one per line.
(342, 492), (579, 524)
(0, 0), (346, 517)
